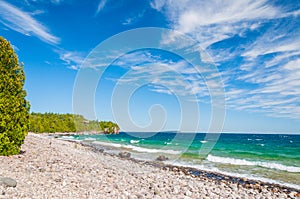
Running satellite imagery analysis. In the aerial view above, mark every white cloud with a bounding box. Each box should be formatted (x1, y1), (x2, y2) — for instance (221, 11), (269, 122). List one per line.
(104, 51), (221, 100)
(50, 0), (63, 4)
(95, 0), (107, 16)
(177, 1), (278, 28)
(222, 57), (300, 119)
(122, 18), (134, 26)
(122, 11), (145, 26)
(242, 37), (300, 60)
(150, 0), (166, 11)
(25, 0), (64, 5)
(68, 65), (80, 70)
(56, 50), (86, 70)
(154, 0), (285, 48)
(264, 51), (300, 68)
(0, 1), (60, 44)
(31, 9), (46, 15)
(151, 0), (300, 119)
(282, 58), (300, 71)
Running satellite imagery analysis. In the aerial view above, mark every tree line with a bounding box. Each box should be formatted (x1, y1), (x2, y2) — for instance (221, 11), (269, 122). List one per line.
(29, 112), (119, 134)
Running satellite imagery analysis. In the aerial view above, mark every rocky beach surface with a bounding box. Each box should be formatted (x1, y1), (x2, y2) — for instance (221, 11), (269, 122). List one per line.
(0, 133), (299, 199)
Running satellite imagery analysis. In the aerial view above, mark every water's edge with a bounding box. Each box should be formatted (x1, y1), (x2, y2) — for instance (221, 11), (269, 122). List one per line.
(60, 137), (300, 194)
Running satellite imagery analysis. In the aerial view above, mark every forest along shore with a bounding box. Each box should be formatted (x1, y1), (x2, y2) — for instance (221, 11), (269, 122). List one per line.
(43, 130), (117, 137)
(0, 133), (299, 199)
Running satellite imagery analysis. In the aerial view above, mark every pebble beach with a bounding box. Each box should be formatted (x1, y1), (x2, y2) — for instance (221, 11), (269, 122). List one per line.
(0, 133), (299, 199)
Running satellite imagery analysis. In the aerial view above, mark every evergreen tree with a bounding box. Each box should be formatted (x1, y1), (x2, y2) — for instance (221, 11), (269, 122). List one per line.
(0, 37), (30, 156)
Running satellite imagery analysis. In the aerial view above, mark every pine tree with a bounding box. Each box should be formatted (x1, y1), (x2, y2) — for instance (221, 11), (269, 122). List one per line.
(0, 37), (30, 156)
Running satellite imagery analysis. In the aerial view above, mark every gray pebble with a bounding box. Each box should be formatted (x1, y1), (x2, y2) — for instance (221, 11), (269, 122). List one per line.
(0, 178), (17, 188)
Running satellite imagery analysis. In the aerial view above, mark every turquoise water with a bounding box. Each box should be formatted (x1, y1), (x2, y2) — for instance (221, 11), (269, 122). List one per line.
(60, 132), (300, 189)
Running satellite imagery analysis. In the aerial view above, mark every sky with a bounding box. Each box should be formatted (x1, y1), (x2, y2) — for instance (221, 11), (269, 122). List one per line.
(1, 0), (300, 133)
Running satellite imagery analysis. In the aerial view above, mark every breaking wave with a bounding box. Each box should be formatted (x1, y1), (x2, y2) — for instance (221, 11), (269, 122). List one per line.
(207, 155), (300, 173)
(92, 141), (181, 155)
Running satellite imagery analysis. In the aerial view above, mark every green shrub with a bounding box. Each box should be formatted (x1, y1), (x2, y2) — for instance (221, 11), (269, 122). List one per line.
(0, 37), (30, 156)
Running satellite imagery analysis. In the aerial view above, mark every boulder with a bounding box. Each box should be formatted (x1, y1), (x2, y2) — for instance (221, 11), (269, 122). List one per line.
(0, 177), (17, 187)
(156, 155), (169, 161)
(119, 152), (131, 159)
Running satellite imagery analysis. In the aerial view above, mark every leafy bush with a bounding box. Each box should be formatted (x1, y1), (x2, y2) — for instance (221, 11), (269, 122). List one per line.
(0, 37), (30, 156)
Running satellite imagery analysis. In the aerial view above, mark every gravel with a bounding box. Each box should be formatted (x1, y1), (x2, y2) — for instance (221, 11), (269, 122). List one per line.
(0, 133), (299, 199)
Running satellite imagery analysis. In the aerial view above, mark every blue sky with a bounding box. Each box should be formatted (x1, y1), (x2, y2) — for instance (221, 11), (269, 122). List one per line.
(1, 0), (300, 133)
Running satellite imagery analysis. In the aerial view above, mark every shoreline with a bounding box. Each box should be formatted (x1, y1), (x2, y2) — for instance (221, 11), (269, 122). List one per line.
(0, 133), (299, 198)
(62, 133), (300, 192)
(76, 138), (300, 195)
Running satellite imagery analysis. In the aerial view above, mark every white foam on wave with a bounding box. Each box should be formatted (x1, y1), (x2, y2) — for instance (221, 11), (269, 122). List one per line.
(59, 136), (74, 140)
(130, 140), (140, 144)
(127, 145), (181, 154)
(92, 141), (181, 155)
(84, 138), (96, 141)
(93, 141), (123, 148)
(207, 155), (300, 173)
(172, 162), (300, 190)
(200, 140), (208, 144)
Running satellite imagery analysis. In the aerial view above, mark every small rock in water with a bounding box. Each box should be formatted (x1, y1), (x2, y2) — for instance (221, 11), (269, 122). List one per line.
(0, 177), (17, 188)
(156, 155), (169, 161)
(119, 152), (131, 159)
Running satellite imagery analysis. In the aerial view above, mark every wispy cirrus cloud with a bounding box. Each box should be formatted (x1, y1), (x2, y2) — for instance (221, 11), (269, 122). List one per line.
(50, 0), (63, 4)
(152, 0), (285, 48)
(56, 49), (86, 70)
(150, 0), (165, 11)
(151, 0), (300, 120)
(24, 0), (65, 6)
(0, 1), (60, 44)
(95, 0), (108, 16)
(102, 50), (216, 99)
(0, 1), (85, 70)
(122, 11), (145, 26)
(222, 56), (300, 119)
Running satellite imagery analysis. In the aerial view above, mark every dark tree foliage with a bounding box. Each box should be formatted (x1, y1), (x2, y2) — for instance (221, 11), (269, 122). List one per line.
(29, 112), (119, 134)
(0, 37), (30, 156)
